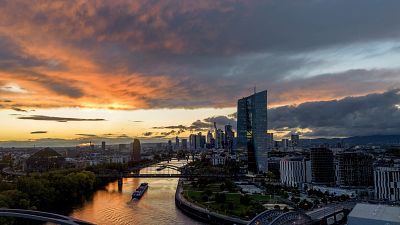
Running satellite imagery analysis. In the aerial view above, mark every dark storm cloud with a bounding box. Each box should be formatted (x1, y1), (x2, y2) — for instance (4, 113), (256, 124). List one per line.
(74, 0), (400, 55)
(30, 131), (47, 134)
(17, 115), (105, 122)
(269, 89), (400, 137)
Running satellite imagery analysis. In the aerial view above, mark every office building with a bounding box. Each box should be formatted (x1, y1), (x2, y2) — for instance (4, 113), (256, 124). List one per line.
(280, 156), (311, 187)
(225, 125), (234, 154)
(338, 151), (374, 188)
(374, 166), (400, 201)
(266, 133), (274, 149)
(175, 136), (180, 148)
(189, 133), (205, 150)
(131, 139), (141, 161)
(181, 139), (188, 150)
(310, 147), (335, 185)
(282, 139), (289, 149)
(101, 141), (106, 151)
(237, 90), (268, 173)
(206, 131), (213, 145)
(291, 134), (299, 147)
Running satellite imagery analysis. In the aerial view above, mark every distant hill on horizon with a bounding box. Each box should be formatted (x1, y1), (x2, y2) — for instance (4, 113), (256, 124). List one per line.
(299, 135), (400, 146)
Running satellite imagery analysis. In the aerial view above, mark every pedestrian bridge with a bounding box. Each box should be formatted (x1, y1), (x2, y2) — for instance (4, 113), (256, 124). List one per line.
(0, 208), (94, 225)
(248, 209), (313, 225)
(247, 202), (355, 225)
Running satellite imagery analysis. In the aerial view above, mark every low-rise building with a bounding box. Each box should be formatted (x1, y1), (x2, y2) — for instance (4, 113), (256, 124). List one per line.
(25, 147), (65, 172)
(348, 203), (400, 225)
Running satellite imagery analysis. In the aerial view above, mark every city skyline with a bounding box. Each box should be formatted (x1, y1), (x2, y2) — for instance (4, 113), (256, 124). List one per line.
(1, 0), (400, 147)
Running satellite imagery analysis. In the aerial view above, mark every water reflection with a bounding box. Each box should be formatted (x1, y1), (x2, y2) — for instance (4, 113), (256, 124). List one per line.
(70, 160), (203, 225)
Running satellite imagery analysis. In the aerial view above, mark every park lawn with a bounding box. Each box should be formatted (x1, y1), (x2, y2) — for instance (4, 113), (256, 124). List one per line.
(183, 190), (271, 219)
(183, 182), (225, 192)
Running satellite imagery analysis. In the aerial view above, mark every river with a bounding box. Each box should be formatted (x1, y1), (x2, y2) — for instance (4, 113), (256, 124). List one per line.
(69, 160), (204, 225)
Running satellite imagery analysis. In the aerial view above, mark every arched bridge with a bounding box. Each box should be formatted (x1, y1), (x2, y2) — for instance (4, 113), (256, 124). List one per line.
(248, 209), (285, 225)
(248, 209), (313, 225)
(0, 208), (94, 225)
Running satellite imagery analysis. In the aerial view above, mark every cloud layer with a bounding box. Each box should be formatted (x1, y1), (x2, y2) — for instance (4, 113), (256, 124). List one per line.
(0, 0), (399, 111)
(17, 115), (106, 122)
(269, 89), (400, 137)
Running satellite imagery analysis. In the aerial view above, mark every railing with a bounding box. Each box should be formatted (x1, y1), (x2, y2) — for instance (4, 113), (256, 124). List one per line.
(0, 208), (94, 225)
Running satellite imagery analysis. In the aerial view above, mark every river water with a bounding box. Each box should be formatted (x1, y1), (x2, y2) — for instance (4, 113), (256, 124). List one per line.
(69, 160), (203, 225)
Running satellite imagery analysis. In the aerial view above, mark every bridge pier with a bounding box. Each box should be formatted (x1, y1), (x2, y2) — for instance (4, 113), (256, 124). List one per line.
(118, 179), (123, 192)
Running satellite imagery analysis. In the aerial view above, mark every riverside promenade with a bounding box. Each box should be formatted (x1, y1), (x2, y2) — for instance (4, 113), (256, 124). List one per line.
(175, 180), (249, 225)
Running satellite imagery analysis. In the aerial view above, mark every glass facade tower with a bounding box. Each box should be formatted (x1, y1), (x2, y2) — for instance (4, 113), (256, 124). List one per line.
(237, 90), (268, 173)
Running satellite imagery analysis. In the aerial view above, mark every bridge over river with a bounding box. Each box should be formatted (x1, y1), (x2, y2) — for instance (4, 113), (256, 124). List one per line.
(96, 160), (235, 178)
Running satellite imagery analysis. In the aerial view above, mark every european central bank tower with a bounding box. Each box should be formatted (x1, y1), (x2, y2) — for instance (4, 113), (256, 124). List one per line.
(237, 90), (268, 173)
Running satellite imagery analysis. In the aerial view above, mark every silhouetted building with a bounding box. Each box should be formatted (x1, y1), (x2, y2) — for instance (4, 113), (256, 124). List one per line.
(181, 139), (188, 150)
(189, 133), (205, 150)
(338, 151), (374, 188)
(101, 141), (106, 151)
(282, 139), (289, 149)
(291, 134), (300, 147)
(225, 125), (234, 154)
(175, 136), (180, 148)
(310, 147), (335, 185)
(237, 90), (268, 173)
(25, 147), (65, 172)
(131, 139), (141, 161)
(266, 133), (274, 149)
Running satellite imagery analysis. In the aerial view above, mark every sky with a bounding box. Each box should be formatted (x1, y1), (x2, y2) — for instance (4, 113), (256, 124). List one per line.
(1, 0), (400, 147)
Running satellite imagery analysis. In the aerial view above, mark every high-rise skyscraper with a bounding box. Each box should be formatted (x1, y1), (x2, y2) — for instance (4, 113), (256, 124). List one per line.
(237, 90), (268, 173)
(101, 141), (106, 151)
(175, 136), (180, 147)
(225, 125), (234, 154)
(131, 139), (141, 161)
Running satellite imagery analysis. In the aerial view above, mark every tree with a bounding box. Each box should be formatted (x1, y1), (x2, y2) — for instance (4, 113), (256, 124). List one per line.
(291, 197), (300, 204)
(215, 193), (226, 203)
(299, 199), (313, 210)
(240, 194), (251, 205)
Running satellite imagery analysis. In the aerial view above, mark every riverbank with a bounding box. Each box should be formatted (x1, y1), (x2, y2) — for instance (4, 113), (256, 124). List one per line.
(175, 180), (249, 225)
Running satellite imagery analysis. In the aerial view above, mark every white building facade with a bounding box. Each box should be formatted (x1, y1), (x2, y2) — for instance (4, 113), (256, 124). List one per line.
(374, 166), (400, 201)
(280, 157), (311, 187)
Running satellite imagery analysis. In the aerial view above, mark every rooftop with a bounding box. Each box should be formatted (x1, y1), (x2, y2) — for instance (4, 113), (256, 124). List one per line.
(348, 203), (400, 223)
